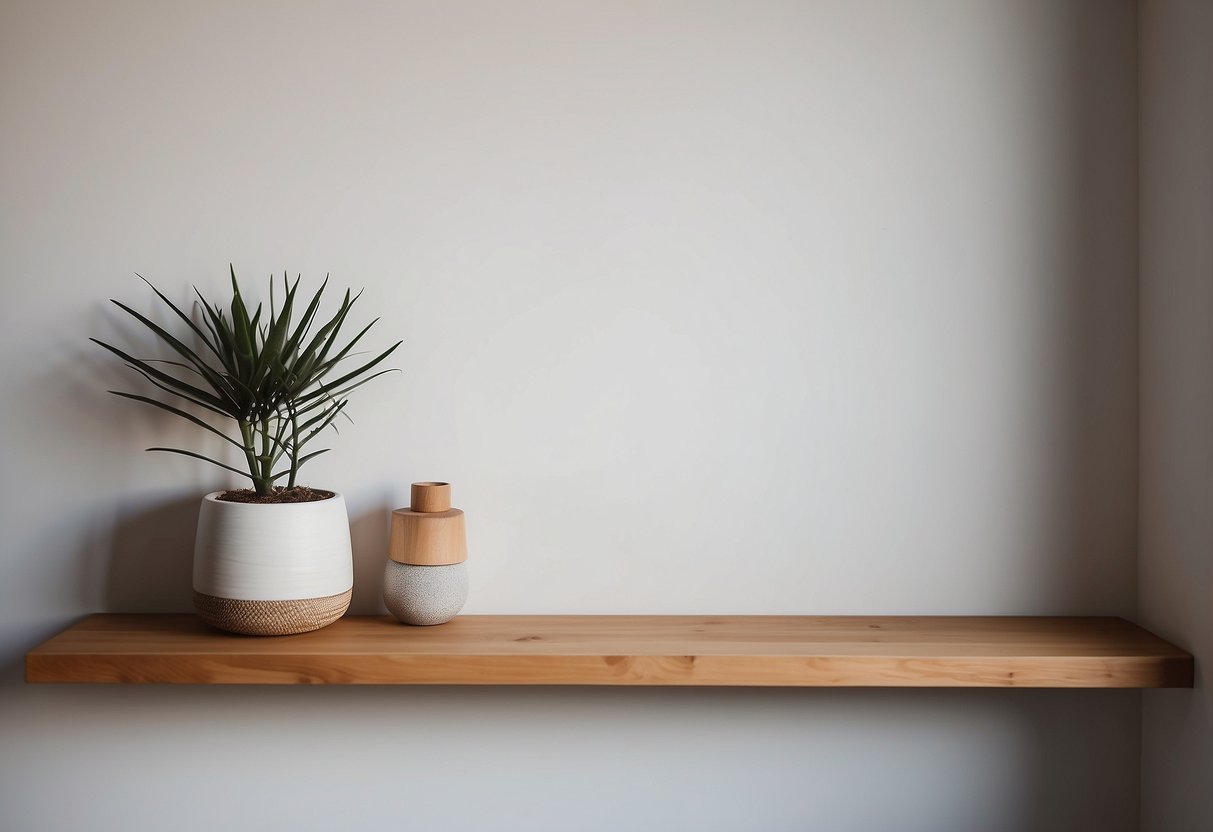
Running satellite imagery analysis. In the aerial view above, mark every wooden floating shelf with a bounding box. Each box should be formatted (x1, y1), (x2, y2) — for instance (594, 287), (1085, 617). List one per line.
(24, 614), (1193, 688)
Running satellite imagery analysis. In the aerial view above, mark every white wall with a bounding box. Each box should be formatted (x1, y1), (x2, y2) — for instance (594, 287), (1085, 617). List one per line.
(0, 2), (1141, 830)
(1139, 2), (1213, 830)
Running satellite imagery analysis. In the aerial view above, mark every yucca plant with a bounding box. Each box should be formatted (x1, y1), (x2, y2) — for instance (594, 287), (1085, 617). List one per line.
(93, 267), (401, 498)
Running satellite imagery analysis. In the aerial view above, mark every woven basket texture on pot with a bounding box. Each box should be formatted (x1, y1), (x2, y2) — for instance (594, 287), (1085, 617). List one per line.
(193, 589), (351, 636)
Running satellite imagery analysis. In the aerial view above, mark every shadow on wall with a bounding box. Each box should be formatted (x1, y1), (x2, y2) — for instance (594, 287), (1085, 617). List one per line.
(0, 683), (1143, 832)
(1031, 3), (1138, 616)
(349, 499), (393, 615)
(102, 495), (199, 613)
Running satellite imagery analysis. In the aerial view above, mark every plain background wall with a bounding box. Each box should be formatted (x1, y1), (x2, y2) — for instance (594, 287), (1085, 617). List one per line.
(0, 2), (1142, 830)
(1139, 1), (1213, 830)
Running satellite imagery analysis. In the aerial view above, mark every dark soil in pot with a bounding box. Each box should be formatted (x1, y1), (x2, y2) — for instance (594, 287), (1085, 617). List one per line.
(216, 486), (336, 504)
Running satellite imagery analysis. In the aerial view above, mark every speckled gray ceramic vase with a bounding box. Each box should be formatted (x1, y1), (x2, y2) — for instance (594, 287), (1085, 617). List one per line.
(384, 561), (468, 625)
(383, 482), (468, 626)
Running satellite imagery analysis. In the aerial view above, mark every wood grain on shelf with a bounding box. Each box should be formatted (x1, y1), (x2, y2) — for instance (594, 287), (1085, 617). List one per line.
(24, 615), (1193, 687)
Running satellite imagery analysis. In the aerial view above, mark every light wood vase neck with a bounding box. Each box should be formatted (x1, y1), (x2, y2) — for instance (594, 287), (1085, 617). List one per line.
(389, 482), (467, 566)
(410, 481), (450, 513)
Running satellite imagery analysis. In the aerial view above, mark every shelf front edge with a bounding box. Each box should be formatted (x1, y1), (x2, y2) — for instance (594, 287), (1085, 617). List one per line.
(25, 652), (1195, 687)
(24, 614), (1195, 688)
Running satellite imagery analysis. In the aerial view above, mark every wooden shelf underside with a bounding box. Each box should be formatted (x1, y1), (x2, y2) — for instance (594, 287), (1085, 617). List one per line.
(25, 615), (1193, 687)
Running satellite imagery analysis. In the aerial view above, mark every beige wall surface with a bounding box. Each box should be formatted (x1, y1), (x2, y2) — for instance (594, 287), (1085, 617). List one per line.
(1139, 1), (1213, 830)
(0, 2), (1140, 830)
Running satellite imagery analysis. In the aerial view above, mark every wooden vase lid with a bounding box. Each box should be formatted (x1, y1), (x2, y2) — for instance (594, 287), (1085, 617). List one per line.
(389, 482), (467, 566)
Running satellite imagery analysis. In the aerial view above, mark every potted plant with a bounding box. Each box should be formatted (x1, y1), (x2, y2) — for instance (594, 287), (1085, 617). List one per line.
(93, 267), (400, 635)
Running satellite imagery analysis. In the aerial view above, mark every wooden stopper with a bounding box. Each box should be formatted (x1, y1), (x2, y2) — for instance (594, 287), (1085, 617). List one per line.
(389, 482), (466, 566)
(411, 482), (451, 513)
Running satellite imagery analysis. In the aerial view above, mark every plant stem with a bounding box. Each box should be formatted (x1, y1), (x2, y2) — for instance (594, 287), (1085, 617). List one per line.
(259, 417), (273, 495)
(237, 419), (262, 493)
(288, 407), (300, 489)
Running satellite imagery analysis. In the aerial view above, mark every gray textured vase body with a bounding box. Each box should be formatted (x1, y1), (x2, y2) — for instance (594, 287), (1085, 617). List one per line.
(383, 561), (468, 625)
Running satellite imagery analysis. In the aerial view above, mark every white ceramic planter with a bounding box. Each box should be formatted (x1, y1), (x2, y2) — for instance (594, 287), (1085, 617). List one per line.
(193, 491), (353, 636)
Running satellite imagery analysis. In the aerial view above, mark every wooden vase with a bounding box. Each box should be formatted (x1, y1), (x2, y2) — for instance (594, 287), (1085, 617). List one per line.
(383, 482), (468, 625)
